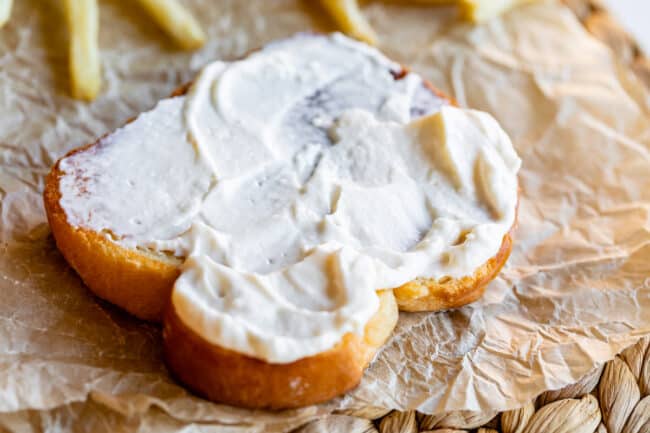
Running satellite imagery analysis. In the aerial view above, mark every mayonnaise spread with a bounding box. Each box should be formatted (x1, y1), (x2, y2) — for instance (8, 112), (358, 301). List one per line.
(58, 34), (520, 363)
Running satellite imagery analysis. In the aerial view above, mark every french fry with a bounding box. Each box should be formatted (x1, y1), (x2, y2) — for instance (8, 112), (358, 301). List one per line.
(64, 0), (101, 101)
(460, 0), (537, 23)
(321, 0), (538, 44)
(136, 0), (205, 50)
(386, 0), (457, 4)
(393, 0), (536, 22)
(320, 0), (378, 45)
(0, 0), (13, 28)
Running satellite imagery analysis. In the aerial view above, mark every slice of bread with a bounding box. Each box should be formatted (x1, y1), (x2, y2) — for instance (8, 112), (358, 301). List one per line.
(43, 77), (514, 321)
(43, 38), (516, 408)
(164, 289), (398, 409)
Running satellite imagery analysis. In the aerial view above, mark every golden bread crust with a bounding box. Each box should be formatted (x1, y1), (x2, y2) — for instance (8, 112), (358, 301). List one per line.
(163, 290), (398, 409)
(393, 232), (513, 311)
(43, 148), (180, 322)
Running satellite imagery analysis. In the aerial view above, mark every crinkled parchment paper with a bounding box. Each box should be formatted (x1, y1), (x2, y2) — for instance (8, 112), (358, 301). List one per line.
(1, 0), (649, 431)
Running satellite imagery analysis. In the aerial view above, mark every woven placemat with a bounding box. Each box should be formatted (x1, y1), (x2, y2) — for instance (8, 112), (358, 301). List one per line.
(296, 3), (650, 432)
(300, 337), (650, 432)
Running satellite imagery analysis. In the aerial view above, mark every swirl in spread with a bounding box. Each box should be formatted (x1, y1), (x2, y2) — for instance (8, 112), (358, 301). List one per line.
(58, 34), (520, 363)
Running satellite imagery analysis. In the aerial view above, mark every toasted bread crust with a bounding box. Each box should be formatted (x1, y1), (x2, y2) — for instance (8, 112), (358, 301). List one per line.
(163, 289), (398, 409)
(394, 232), (513, 311)
(44, 149), (180, 322)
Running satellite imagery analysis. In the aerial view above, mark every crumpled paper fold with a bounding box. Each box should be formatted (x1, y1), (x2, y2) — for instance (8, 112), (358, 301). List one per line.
(1, 1), (649, 431)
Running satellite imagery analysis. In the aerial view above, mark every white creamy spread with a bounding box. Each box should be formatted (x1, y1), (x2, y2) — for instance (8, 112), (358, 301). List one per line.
(58, 34), (521, 363)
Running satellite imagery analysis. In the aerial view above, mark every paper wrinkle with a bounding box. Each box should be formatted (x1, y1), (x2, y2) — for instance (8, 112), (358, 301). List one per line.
(1, 0), (650, 431)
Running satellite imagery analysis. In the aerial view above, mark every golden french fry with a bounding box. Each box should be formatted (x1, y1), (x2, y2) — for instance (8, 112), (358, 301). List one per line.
(0, 0), (13, 28)
(64, 0), (101, 101)
(386, 0), (456, 4)
(136, 0), (205, 50)
(460, 0), (537, 23)
(321, 0), (538, 43)
(320, 0), (378, 45)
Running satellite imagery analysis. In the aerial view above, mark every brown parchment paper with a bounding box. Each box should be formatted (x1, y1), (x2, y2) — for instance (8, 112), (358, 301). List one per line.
(1, 0), (650, 431)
